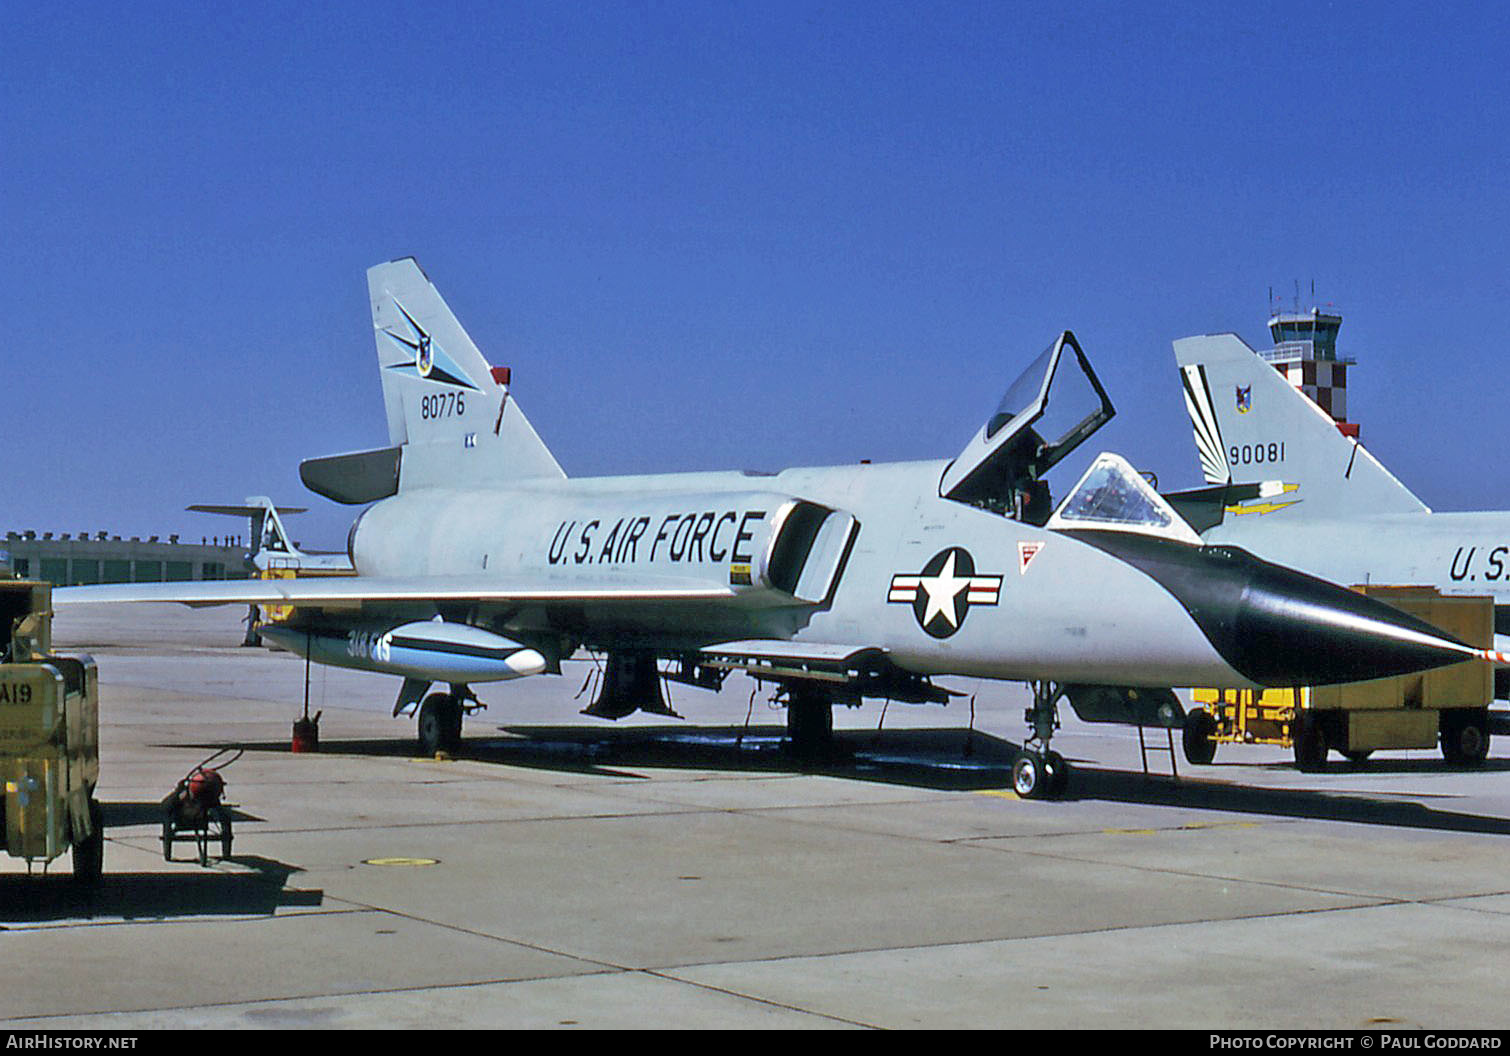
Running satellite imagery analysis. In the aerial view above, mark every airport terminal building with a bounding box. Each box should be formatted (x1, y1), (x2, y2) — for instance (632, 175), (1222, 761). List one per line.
(1, 530), (250, 585)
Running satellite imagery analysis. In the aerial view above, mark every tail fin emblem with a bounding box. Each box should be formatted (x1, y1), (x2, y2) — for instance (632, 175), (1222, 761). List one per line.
(381, 299), (480, 390)
(1235, 385), (1252, 414)
(416, 332), (433, 377)
(387, 302), (435, 377)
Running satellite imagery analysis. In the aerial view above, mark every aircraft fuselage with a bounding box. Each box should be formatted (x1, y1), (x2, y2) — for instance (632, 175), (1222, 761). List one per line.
(347, 457), (1474, 691)
(1205, 510), (1510, 613)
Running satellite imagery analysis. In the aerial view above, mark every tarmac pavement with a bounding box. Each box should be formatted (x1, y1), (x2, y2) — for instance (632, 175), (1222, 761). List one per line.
(3, 603), (1509, 1029)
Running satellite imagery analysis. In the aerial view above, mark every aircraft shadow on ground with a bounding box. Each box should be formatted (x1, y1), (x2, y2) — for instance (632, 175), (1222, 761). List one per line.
(1070, 766), (1510, 836)
(0, 853), (322, 924)
(1213, 756), (1510, 777)
(173, 722), (1510, 838)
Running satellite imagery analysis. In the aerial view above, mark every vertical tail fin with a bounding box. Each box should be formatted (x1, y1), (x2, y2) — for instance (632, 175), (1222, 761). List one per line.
(186, 497), (311, 568)
(248, 495), (301, 558)
(1172, 333), (1427, 520)
(368, 258), (565, 488)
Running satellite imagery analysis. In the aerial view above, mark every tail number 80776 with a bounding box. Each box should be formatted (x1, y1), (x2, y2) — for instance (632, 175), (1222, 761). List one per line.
(421, 391), (466, 420)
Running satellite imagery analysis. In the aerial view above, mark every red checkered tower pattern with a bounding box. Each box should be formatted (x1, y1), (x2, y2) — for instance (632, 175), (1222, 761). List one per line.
(1263, 304), (1359, 440)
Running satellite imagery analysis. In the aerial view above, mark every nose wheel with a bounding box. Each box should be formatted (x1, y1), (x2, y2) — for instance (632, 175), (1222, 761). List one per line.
(1015, 681), (1070, 799)
(1012, 747), (1068, 799)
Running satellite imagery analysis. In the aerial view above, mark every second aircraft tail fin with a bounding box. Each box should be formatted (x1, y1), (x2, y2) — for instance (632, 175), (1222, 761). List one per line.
(186, 497), (306, 565)
(1172, 333), (1427, 521)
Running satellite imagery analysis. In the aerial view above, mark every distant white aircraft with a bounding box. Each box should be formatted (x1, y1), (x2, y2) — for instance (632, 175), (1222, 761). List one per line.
(1169, 330), (1510, 761)
(187, 497), (353, 575)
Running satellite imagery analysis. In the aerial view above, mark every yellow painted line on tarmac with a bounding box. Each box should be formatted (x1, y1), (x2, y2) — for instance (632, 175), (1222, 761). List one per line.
(1103, 821), (1260, 836)
(967, 795), (1265, 832)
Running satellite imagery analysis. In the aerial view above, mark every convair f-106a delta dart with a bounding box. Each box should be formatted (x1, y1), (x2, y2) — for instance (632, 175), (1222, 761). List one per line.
(56, 259), (1507, 798)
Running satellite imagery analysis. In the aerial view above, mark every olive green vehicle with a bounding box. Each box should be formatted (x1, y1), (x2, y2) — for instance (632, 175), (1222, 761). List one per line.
(1, 580), (103, 881)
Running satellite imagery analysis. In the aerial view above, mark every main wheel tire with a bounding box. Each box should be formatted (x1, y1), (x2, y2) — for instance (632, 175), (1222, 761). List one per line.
(1182, 708), (1218, 765)
(418, 693), (463, 756)
(786, 689), (834, 758)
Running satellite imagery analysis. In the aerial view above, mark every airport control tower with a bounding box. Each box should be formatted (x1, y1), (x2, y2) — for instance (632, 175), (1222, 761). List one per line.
(1261, 303), (1359, 439)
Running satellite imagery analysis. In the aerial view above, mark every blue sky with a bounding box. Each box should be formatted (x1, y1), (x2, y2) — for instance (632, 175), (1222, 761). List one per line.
(4, 2), (1507, 550)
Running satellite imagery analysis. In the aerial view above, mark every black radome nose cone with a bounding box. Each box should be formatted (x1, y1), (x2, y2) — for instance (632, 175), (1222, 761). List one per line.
(1219, 555), (1473, 685)
(1063, 532), (1474, 687)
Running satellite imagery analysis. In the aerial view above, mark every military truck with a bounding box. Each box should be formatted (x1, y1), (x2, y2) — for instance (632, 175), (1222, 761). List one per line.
(1, 579), (103, 881)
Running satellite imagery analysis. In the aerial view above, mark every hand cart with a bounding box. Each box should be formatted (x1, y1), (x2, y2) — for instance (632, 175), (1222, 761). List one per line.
(161, 748), (241, 865)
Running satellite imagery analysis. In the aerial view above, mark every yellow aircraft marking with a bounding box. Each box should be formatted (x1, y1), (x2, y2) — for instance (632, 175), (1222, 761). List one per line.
(1224, 500), (1301, 516)
(1225, 482), (1300, 516)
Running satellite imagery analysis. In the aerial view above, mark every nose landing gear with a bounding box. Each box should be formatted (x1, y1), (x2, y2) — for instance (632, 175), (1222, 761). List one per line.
(1013, 680), (1070, 799)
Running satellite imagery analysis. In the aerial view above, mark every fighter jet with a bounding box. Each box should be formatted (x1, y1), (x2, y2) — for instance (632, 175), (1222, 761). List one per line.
(1169, 330), (1510, 757)
(187, 496), (354, 645)
(53, 260), (1504, 799)
(187, 497), (354, 575)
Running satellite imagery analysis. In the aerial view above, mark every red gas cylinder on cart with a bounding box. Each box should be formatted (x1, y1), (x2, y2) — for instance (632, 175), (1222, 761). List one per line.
(186, 767), (225, 808)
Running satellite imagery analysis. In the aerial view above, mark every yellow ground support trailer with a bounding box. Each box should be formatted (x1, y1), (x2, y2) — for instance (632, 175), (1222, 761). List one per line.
(0, 580), (103, 880)
(1184, 588), (1494, 771)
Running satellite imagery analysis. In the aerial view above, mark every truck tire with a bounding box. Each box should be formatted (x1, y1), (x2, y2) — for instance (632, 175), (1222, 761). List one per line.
(72, 798), (104, 884)
(1441, 709), (1490, 766)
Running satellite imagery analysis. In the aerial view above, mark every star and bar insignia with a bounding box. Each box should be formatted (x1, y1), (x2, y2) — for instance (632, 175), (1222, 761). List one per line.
(888, 547), (1002, 638)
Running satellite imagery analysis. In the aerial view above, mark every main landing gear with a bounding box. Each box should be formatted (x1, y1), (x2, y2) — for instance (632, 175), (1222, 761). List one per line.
(416, 685), (480, 756)
(1013, 680), (1070, 799)
(784, 683), (836, 759)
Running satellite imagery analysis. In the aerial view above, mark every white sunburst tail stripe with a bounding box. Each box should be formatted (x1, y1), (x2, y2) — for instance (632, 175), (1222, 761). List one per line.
(1181, 364), (1229, 485)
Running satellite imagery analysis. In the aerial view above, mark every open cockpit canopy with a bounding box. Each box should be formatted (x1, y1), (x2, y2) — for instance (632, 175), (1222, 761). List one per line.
(940, 331), (1115, 517)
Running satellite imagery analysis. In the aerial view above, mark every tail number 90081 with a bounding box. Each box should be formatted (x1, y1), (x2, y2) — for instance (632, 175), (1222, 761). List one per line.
(421, 392), (466, 420)
(1230, 441), (1285, 466)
